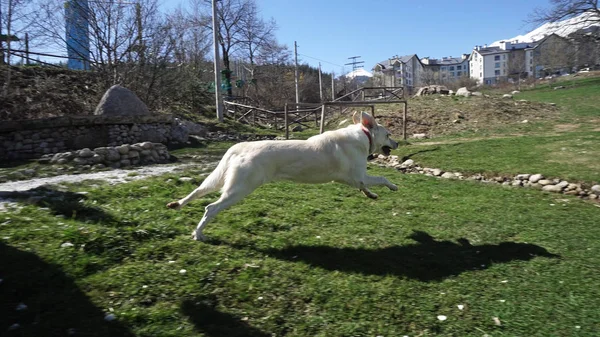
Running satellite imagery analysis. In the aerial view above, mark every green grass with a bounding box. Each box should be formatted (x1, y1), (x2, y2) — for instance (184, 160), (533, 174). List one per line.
(394, 131), (600, 184)
(517, 76), (600, 119)
(1, 165), (599, 336)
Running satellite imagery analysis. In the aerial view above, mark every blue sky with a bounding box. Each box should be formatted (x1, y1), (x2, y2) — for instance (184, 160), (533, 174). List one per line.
(163, 0), (552, 75)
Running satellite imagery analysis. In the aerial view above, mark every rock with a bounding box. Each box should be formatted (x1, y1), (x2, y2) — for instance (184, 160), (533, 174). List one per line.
(432, 169), (443, 176)
(61, 242), (75, 248)
(529, 174), (544, 183)
(538, 179), (553, 186)
(175, 118), (208, 136)
(170, 124), (189, 143)
(441, 172), (456, 179)
(117, 145), (130, 155)
(503, 94), (513, 99)
(471, 91), (483, 96)
(78, 148), (94, 158)
(400, 159), (415, 168)
(542, 185), (564, 193)
(292, 125), (303, 132)
(553, 86), (566, 90)
(94, 85), (151, 116)
(179, 177), (193, 182)
(456, 87), (471, 97)
(412, 133), (427, 139)
(555, 181), (569, 189)
(511, 90), (520, 95)
(515, 174), (531, 180)
(591, 185), (600, 194)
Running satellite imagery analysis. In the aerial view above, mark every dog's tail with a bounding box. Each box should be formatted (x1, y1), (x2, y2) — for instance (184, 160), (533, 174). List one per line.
(198, 149), (233, 194)
(167, 150), (232, 210)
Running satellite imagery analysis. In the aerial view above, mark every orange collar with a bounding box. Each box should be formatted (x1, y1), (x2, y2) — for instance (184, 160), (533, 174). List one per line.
(361, 125), (373, 153)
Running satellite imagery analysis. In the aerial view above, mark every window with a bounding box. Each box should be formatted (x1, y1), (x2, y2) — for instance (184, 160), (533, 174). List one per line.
(457, 65), (462, 70)
(449, 66), (455, 71)
(503, 54), (506, 60)
(457, 71), (462, 76)
(495, 70), (501, 76)
(441, 66), (446, 71)
(495, 62), (500, 68)
(494, 55), (500, 61)
(480, 72), (482, 77)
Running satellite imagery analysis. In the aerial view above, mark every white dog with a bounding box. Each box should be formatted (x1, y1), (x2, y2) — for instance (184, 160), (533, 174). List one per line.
(167, 111), (399, 241)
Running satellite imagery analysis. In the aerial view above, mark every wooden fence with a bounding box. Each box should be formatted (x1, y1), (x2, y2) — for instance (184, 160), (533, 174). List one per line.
(222, 86), (408, 140)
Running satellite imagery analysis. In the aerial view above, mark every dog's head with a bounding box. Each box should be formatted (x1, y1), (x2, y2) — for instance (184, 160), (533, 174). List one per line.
(352, 111), (398, 156)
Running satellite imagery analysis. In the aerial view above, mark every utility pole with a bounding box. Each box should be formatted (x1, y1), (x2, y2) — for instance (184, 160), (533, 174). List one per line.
(331, 72), (335, 100)
(318, 63), (323, 102)
(345, 56), (365, 71)
(212, 0), (224, 122)
(294, 41), (299, 105)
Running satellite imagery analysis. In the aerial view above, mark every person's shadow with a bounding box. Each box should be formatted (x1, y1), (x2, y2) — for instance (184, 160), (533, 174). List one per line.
(0, 186), (122, 225)
(0, 242), (135, 336)
(262, 231), (559, 282)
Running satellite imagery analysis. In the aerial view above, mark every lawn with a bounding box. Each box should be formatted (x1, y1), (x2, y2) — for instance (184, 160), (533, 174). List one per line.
(1, 163), (599, 336)
(2, 75), (599, 337)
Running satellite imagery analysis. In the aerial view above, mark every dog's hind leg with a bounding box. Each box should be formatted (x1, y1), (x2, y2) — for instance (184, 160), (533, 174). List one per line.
(167, 159), (228, 210)
(192, 168), (263, 241)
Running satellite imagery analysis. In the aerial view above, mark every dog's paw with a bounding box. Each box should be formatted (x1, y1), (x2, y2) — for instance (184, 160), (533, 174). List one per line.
(167, 201), (181, 210)
(389, 184), (398, 191)
(191, 230), (207, 242)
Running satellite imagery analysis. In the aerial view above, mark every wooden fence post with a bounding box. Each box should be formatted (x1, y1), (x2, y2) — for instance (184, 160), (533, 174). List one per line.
(285, 104), (289, 139)
(403, 102), (407, 141)
(319, 105), (326, 134)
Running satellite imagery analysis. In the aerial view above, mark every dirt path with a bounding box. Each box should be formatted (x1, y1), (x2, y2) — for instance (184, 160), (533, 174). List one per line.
(0, 162), (214, 211)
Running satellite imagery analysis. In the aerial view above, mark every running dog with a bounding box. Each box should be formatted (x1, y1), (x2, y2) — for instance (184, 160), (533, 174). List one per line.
(167, 111), (399, 241)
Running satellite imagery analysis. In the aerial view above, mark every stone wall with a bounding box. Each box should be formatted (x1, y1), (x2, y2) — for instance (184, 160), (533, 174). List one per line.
(39, 142), (171, 169)
(0, 115), (177, 160)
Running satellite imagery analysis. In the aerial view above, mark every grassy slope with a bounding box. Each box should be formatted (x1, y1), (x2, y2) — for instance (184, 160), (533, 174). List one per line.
(1, 167), (599, 336)
(392, 76), (600, 184)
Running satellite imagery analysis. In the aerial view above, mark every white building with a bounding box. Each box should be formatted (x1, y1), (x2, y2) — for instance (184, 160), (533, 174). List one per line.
(470, 35), (574, 85)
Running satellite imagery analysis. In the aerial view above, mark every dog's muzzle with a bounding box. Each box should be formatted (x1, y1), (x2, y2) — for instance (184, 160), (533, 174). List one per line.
(381, 140), (398, 156)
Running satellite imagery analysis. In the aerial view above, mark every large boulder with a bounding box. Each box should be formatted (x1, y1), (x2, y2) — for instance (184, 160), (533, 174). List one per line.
(94, 85), (151, 116)
(455, 87), (471, 97)
(175, 118), (208, 136)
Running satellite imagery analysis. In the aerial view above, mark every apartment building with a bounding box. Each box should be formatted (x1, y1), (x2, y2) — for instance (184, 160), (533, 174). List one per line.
(372, 54), (424, 94)
(470, 34), (574, 85)
(421, 55), (470, 83)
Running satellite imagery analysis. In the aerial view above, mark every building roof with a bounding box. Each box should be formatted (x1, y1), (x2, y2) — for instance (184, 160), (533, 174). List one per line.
(422, 57), (467, 66)
(373, 54), (419, 70)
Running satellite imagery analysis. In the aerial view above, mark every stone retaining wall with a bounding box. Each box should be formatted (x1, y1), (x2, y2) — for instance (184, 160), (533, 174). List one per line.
(0, 115), (177, 160)
(39, 142), (171, 169)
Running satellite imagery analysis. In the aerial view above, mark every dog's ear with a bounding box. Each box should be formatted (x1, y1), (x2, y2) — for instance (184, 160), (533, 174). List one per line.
(352, 111), (361, 124)
(360, 111), (376, 129)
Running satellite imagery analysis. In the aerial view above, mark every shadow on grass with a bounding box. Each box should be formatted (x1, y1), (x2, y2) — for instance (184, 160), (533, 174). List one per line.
(181, 299), (271, 337)
(0, 242), (134, 337)
(263, 231), (559, 282)
(0, 186), (118, 224)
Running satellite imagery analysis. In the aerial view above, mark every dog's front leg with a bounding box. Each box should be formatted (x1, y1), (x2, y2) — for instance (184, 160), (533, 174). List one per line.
(360, 184), (379, 199)
(362, 175), (398, 192)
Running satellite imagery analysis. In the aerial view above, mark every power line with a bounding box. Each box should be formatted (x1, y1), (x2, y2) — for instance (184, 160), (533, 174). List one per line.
(297, 52), (345, 69)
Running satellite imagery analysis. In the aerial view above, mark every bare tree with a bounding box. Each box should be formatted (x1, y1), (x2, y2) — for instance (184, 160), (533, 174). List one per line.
(420, 67), (441, 86)
(507, 49), (527, 90)
(1, 0), (33, 95)
(534, 34), (576, 81)
(529, 0), (600, 25)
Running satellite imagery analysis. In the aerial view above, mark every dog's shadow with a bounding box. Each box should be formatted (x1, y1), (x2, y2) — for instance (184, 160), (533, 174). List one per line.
(181, 299), (271, 337)
(261, 231), (559, 282)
